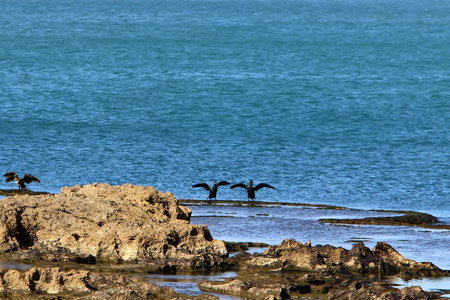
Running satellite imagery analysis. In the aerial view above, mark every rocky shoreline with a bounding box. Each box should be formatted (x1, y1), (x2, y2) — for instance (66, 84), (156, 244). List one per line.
(0, 184), (449, 299)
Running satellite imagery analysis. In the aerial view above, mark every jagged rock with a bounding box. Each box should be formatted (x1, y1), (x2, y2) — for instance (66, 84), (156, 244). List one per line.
(202, 239), (448, 299)
(0, 266), (177, 299)
(201, 240), (448, 299)
(262, 239), (449, 276)
(263, 239), (328, 271)
(0, 183), (227, 263)
(373, 242), (446, 277)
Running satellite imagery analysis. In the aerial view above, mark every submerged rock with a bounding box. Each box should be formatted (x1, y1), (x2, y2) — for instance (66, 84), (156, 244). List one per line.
(0, 183), (227, 263)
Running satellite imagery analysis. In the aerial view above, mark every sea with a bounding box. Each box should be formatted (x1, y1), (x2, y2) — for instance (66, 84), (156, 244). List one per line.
(1, 0), (449, 296)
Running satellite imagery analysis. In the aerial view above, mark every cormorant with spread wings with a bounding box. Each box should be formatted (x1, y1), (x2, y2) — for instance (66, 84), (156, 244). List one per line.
(230, 180), (275, 200)
(192, 181), (230, 200)
(3, 172), (41, 189)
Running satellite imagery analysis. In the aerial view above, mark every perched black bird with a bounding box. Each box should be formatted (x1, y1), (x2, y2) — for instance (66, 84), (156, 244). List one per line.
(192, 181), (230, 200)
(3, 172), (41, 189)
(230, 180), (275, 200)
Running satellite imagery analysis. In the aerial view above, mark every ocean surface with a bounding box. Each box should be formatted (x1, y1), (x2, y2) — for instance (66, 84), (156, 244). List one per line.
(1, 0), (449, 294)
(1, 0), (448, 217)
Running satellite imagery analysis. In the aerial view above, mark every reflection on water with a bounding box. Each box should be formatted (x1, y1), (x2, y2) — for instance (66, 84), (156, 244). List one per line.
(0, 261), (32, 271)
(144, 271), (240, 299)
(391, 277), (450, 297)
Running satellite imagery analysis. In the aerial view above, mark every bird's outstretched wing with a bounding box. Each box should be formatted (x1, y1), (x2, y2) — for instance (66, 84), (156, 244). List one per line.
(192, 183), (211, 191)
(217, 181), (230, 186)
(3, 172), (16, 183)
(254, 183), (275, 191)
(230, 183), (248, 189)
(22, 174), (41, 183)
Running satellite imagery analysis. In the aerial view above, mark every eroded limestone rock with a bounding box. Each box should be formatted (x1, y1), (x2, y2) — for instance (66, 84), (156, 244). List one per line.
(0, 266), (177, 299)
(197, 239), (449, 299)
(0, 183), (227, 263)
(262, 239), (448, 276)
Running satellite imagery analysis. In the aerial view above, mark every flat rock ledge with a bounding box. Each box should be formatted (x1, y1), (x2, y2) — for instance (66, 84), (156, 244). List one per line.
(198, 239), (449, 299)
(319, 211), (450, 230)
(0, 183), (228, 263)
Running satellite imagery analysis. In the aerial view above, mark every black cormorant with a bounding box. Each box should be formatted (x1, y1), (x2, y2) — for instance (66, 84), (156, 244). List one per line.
(3, 172), (41, 189)
(192, 181), (230, 200)
(230, 180), (274, 200)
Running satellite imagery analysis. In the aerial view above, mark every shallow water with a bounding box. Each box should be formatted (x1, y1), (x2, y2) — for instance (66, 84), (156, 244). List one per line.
(186, 203), (450, 295)
(391, 277), (450, 296)
(0, 261), (32, 271)
(145, 271), (240, 299)
(188, 204), (450, 269)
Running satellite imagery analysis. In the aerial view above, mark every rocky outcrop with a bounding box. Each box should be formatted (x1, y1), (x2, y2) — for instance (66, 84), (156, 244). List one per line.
(0, 266), (178, 299)
(261, 239), (448, 276)
(198, 239), (449, 299)
(0, 183), (227, 263)
(1, 189), (448, 299)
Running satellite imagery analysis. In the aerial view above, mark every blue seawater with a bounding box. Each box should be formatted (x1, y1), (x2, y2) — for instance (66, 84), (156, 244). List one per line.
(1, 0), (449, 218)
